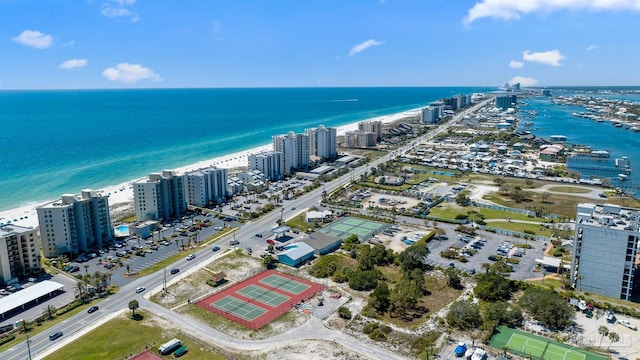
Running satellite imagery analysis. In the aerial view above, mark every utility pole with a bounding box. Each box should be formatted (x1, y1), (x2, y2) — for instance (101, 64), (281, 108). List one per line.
(26, 333), (32, 360)
(163, 267), (167, 293)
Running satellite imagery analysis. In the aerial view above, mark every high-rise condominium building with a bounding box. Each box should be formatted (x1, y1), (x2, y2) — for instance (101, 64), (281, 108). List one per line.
(248, 151), (284, 181)
(184, 167), (228, 207)
(0, 224), (41, 283)
(344, 130), (376, 148)
(37, 190), (113, 257)
(358, 120), (382, 141)
(133, 171), (187, 221)
(273, 132), (310, 175)
(571, 203), (640, 300)
(306, 125), (337, 160)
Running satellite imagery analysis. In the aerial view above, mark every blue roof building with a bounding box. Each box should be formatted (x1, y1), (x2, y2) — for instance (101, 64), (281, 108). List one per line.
(277, 242), (315, 267)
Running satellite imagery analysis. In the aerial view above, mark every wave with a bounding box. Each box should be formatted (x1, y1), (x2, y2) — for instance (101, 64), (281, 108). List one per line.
(329, 99), (359, 102)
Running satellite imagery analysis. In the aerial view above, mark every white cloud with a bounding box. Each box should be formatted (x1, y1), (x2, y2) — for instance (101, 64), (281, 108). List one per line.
(12, 30), (54, 49)
(349, 39), (383, 56)
(586, 44), (598, 51)
(509, 60), (525, 68)
(522, 49), (565, 66)
(59, 59), (88, 70)
(509, 76), (538, 87)
(102, 63), (161, 83)
(464, 0), (640, 24)
(101, 0), (138, 21)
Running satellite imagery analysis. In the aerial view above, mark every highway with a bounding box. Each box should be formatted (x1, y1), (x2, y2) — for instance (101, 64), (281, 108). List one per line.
(4, 98), (493, 360)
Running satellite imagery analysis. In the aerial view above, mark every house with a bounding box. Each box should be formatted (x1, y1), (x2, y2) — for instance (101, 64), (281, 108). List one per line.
(277, 242), (315, 267)
(305, 210), (333, 223)
(539, 144), (564, 162)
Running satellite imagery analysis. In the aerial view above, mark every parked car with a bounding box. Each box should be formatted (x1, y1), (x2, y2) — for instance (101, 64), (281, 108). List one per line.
(170, 268), (180, 275)
(135, 286), (146, 293)
(255, 233), (263, 238)
(619, 320), (637, 330)
(49, 331), (63, 341)
(87, 306), (99, 314)
(266, 239), (275, 245)
(247, 247), (253, 255)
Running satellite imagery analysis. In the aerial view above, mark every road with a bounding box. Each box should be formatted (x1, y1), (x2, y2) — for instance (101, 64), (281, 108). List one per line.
(4, 98), (494, 360)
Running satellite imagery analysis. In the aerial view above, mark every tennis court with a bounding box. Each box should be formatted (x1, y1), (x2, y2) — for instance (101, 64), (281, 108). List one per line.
(196, 270), (324, 330)
(490, 326), (606, 360)
(260, 274), (310, 295)
(236, 284), (291, 307)
(211, 296), (267, 321)
(317, 216), (388, 241)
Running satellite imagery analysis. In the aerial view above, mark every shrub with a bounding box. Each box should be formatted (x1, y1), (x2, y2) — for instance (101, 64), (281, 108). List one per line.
(458, 256), (469, 263)
(369, 328), (388, 341)
(337, 306), (352, 320)
(505, 258), (520, 264)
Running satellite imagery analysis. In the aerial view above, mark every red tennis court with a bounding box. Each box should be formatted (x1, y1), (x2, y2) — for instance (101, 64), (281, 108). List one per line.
(195, 270), (323, 330)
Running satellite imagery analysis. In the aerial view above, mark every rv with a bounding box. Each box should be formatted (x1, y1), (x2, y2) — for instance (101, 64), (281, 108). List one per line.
(159, 338), (183, 355)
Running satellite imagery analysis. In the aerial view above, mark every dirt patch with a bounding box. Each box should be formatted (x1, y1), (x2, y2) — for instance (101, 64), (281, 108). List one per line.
(252, 340), (370, 360)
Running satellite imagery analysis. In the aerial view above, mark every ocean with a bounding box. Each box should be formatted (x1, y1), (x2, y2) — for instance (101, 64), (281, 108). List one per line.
(0, 87), (493, 211)
(520, 90), (640, 196)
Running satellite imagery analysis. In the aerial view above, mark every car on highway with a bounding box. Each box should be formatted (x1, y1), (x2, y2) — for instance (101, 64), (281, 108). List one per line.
(87, 306), (99, 314)
(291, 207), (296, 210)
(212, 246), (220, 252)
(619, 319), (637, 330)
(49, 331), (63, 341)
(170, 268), (180, 275)
(230, 239), (240, 245)
(135, 286), (146, 293)
(186, 254), (196, 261)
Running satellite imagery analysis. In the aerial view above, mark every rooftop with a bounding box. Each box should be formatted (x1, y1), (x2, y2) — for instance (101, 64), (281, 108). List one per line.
(576, 203), (640, 232)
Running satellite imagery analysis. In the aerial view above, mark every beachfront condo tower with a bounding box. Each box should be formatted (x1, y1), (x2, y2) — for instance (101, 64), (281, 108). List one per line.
(306, 125), (337, 160)
(344, 130), (376, 148)
(358, 120), (382, 141)
(184, 167), (229, 207)
(0, 224), (41, 283)
(495, 95), (518, 110)
(133, 171), (187, 221)
(421, 106), (440, 124)
(273, 132), (310, 175)
(248, 151), (285, 181)
(37, 190), (113, 257)
(570, 203), (640, 300)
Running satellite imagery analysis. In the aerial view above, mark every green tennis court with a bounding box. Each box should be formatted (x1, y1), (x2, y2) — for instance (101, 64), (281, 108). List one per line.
(490, 326), (606, 360)
(260, 274), (311, 295)
(317, 216), (388, 241)
(236, 284), (291, 307)
(211, 296), (267, 321)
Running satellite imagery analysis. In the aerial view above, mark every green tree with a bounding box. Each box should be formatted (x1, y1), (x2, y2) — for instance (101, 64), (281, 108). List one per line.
(474, 271), (514, 301)
(308, 256), (338, 278)
(447, 300), (481, 329)
(369, 282), (391, 313)
(348, 270), (379, 291)
(519, 287), (573, 329)
(357, 245), (376, 271)
(484, 301), (523, 327)
(41, 305), (57, 321)
(597, 326), (609, 347)
(444, 267), (462, 289)
(128, 299), (139, 318)
(342, 234), (360, 251)
(337, 306), (352, 320)
(399, 243), (429, 274)
(263, 255), (276, 269)
(390, 279), (421, 317)
(607, 331), (619, 351)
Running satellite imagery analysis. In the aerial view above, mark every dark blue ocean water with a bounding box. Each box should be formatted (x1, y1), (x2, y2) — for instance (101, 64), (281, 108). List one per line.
(0, 87), (493, 211)
(521, 92), (640, 196)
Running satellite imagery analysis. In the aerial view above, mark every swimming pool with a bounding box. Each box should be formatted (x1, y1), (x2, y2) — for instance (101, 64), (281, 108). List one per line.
(114, 225), (130, 237)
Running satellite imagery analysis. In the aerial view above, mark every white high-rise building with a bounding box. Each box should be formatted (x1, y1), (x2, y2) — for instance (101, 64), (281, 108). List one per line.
(185, 167), (228, 207)
(571, 203), (640, 300)
(0, 224), (41, 282)
(421, 107), (439, 124)
(358, 120), (382, 141)
(133, 171), (187, 221)
(248, 151), (284, 181)
(306, 125), (337, 160)
(273, 131), (310, 175)
(37, 190), (113, 257)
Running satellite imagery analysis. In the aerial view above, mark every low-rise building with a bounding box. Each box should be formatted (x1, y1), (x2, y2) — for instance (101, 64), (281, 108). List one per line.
(277, 242), (315, 267)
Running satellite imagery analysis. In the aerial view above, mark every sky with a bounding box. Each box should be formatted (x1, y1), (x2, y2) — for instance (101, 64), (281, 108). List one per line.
(1, 0), (640, 89)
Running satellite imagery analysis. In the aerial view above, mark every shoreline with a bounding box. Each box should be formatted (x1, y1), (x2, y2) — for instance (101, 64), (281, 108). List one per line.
(0, 108), (422, 229)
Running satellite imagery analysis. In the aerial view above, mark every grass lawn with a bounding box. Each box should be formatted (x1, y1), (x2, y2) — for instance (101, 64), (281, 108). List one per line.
(44, 311), (226, 360)
(486, 221), (556, 237)
(428, 202), (545, 223)
(547, 186), (592, 193)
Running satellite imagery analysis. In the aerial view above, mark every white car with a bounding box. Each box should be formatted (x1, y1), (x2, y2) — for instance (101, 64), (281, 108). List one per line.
(619, 319), (637, 330)
(186, 254), (196, 261)
(135, 286), (145, 293)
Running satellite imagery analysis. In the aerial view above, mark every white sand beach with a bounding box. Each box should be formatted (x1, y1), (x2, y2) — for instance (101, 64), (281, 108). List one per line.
(0, 108), (421, 230)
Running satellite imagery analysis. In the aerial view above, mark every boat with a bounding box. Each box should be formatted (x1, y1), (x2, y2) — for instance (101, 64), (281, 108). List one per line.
(619, 174), (628, 181)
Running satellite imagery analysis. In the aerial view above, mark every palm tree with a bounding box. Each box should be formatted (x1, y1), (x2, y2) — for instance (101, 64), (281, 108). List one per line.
(598, 325), (609, 347)
(42, 305), (57, 321)
(607, 331), (619, 351)
(128, 299), (139, 317)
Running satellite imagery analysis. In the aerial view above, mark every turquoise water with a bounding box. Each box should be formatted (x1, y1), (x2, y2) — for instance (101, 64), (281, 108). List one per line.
(521, 92), (640, 195)
(0, 87), (493, 211)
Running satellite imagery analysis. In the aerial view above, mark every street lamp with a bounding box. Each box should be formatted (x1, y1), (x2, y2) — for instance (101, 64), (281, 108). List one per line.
(25, 333), (32, 360)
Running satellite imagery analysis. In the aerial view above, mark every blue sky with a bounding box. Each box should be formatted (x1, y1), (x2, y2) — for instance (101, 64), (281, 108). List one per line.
(1, 0), (640, 89)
